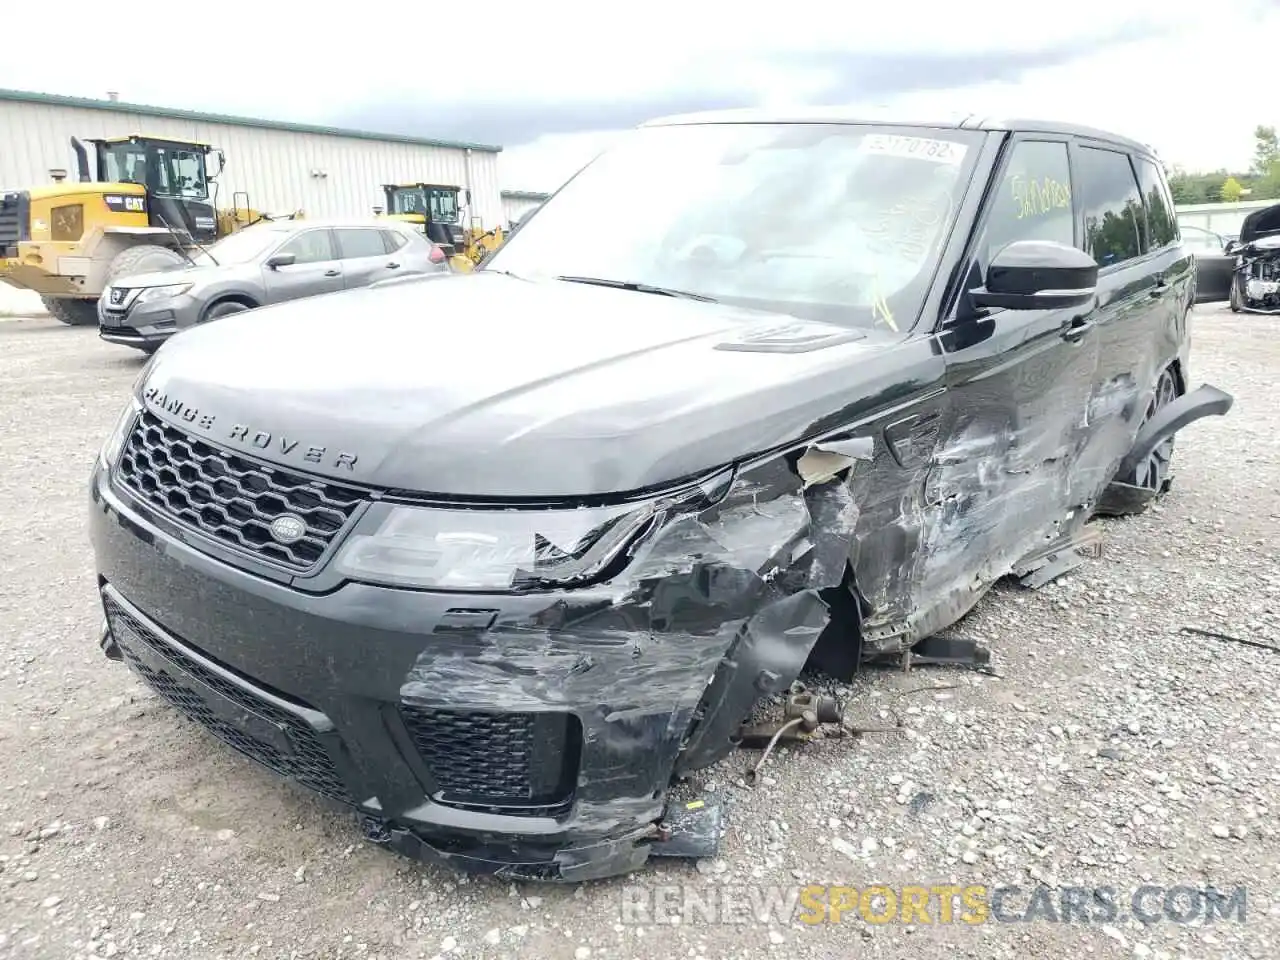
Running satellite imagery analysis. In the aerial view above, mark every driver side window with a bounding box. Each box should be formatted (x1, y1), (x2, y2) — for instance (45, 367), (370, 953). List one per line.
(276, 230), (334, 264)
(982, 140), (1075, 266)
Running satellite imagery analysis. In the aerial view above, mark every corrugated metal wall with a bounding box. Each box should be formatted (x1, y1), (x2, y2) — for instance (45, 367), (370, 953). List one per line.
(501, 194), (546, 227)
(0, 100), (504, 230)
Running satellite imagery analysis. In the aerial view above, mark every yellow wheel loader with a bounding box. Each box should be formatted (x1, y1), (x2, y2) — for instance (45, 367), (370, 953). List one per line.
(0, 135), (300, 325)
(378, 183), (503, 273)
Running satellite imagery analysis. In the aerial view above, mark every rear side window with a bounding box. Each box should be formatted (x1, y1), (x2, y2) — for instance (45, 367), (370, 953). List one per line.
(1135, 158), (1178, 249)
(335, 228), (389, 259)
(1075, 147), (1144, 267)
(276, 230), (335, 264)
(982, 140), (1074, 263)
(382, 229), (408, 253)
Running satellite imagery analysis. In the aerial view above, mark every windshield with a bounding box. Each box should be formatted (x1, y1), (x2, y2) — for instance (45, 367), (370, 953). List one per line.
(190, 225), (290, 266)
(102, 141), (209, 200)
(388, 186), (460, 222)
(483, 123), (982, 330)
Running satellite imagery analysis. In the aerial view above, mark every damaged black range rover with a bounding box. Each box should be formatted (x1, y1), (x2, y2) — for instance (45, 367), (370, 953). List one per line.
(90, 111), (1233, 882)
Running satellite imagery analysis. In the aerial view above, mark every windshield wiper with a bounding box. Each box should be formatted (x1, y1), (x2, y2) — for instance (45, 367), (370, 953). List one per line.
(556, 275), (717, 302)
(153, 214), (200, 267)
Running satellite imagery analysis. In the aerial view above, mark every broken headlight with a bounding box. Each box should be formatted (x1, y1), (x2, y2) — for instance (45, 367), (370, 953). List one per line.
(333, 470), (734, 591)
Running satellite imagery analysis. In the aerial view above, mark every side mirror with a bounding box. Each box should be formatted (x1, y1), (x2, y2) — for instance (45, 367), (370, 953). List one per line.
(1223, 239), (1238, 256)
(972, 240), (1098, 311)
(266, 253), (296, 269)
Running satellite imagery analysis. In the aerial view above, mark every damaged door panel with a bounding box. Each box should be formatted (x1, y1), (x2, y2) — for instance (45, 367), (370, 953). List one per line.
(856, 135), (1103, 653)
(1069, 145), (1187, 504)
(88, 113), (1237, 883)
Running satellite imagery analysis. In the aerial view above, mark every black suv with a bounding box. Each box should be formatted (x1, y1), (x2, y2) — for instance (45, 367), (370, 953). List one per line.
(90, 111), (1232, 882)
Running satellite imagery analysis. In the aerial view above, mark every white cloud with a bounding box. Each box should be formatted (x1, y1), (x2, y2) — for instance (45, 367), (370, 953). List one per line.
(501, 1), (1276, 190)
(884, 24), (1271, 174)
(4, 0), (1272, 191)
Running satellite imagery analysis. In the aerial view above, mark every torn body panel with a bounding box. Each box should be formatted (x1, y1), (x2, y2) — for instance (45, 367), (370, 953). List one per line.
(90, 436), (868, 880)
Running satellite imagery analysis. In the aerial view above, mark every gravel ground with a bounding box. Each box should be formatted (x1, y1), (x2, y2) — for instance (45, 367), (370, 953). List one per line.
(0, 304), (1276, 960)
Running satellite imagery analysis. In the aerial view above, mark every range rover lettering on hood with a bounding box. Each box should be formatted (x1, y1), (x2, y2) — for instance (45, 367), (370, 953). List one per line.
(142, 386), (360, 471)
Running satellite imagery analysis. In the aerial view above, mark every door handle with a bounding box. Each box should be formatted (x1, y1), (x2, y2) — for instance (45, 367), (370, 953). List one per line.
(323, 269), (340, 277)
(386, 261), (401, 270)
(1059, 314), (1093, 342)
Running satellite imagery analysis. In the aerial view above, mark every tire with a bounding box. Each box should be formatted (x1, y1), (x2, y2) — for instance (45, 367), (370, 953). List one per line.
(1094, 364), (1180, 517)
(202, 300), (250, 322)
(1228, 276), (1241, 312)
(107, 244), (187, 283)
(42, 296), (98, 326)
(1125, 365), (1179, 495)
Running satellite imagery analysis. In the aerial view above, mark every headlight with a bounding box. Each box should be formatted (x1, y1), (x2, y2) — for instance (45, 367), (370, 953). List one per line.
(99, 400), (138, 468)
(134, 283), (192, 304)
(333, 471), (733, 591)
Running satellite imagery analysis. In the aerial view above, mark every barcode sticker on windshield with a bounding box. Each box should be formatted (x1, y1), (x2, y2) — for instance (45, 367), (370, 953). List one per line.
(859, 134), (966, 165)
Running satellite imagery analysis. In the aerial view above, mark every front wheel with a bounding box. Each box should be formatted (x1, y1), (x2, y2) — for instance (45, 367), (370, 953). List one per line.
(1126, 366), (1179, 494)
(1229, 276), (1241, 312)
(42, 296), (98, 326)
(202, 300), (250, 322)
(107, 244), (188, 282)
(1094, 365), (1180, 516)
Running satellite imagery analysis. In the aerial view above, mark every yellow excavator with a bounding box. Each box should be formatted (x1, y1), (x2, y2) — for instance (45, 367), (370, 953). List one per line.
(0, 135), (301, 325)
(378, 182), (503, 272)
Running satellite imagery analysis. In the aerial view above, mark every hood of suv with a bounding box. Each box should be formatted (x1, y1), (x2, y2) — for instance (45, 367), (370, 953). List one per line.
(1239, 202), (1280, 246)
(138, 273), (896, 497)
(112, 262), (232, 290)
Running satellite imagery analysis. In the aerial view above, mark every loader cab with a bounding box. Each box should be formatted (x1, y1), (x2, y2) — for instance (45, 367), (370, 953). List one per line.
(382, 183), (466, 251)
(83, 135), (223, 244)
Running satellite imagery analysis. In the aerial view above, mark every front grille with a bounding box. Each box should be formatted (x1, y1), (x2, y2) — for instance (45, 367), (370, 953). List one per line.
(0, 190), (29, 256)
(104, 594), (353, 804)
(400, 707), (579, 814)
(99, 324), (145, 340)
(115, 410), (366, 571)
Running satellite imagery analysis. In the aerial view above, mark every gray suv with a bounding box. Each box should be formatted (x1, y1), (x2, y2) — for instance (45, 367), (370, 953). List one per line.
(97, 218), (448, 353)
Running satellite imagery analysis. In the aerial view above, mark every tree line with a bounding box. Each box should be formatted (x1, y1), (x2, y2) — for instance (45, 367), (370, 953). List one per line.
(1167, 125), (1280, 205)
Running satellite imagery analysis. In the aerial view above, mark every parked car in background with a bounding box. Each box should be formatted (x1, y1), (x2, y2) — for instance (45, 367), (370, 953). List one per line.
(1179, 224), (1237, 304)
(1179, 224), (1227, 254)
(97, 218), (448, 353)
(90, 112), (1233, 882)
(1226, 201), (1280, 313)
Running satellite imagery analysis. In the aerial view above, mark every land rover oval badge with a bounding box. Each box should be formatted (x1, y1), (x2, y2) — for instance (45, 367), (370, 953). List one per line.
(269, 514), (307, 545)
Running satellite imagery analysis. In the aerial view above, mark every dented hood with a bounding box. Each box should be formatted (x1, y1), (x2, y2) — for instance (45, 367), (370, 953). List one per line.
(1238, 202), (1280, 245)
(139, 273), (901, 498)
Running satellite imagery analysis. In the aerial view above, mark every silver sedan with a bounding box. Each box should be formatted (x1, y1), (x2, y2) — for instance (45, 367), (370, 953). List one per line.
(97, 218), (449, 353)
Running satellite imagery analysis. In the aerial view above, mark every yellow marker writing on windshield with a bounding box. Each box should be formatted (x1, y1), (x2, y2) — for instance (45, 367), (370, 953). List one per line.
(872, 281), (897, 333)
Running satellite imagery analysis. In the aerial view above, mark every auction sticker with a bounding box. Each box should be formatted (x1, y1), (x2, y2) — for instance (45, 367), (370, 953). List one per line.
(859, 134), (967, 165)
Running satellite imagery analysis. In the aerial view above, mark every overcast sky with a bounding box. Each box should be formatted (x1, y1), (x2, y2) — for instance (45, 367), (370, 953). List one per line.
(3, 0), (1274, 192)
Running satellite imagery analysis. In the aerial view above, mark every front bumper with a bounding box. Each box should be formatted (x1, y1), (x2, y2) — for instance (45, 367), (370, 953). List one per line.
(88, 460), (766, 881)
(98, 292), (202, 350)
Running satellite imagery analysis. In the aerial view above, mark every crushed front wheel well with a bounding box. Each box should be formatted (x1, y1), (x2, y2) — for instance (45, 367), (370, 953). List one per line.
(801, 564), (867, 681)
